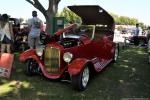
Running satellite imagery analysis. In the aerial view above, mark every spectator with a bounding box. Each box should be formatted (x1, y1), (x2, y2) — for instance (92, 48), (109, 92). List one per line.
(133, 23), (140, 46)
(28, 11), (42, 49)
(0, 14), (14, 53)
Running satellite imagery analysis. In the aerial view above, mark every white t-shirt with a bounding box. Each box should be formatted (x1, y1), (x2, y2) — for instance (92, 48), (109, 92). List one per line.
(28, 17), (42, 38)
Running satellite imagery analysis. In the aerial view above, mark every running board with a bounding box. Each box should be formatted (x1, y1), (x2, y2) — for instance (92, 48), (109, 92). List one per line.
(92, 58), (112, 72)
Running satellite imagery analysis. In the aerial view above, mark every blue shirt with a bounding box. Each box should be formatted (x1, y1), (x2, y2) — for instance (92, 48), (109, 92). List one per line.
(134, 27), (139, 36)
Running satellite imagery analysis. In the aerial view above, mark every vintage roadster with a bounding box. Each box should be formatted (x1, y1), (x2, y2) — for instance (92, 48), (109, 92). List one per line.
(19, 5), (119, 91)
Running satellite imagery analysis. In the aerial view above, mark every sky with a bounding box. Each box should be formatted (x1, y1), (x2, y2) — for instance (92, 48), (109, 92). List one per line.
(0, 0), (150, 25)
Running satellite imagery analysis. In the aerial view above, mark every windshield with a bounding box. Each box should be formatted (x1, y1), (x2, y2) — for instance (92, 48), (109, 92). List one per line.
(63, 25), (93, 39)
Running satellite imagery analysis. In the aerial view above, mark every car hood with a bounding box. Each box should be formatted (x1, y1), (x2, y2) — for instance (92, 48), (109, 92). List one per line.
(68, 5), (114, 28)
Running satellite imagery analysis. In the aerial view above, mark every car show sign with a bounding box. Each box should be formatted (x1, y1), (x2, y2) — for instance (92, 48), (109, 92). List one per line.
(0, 53), (14, 78)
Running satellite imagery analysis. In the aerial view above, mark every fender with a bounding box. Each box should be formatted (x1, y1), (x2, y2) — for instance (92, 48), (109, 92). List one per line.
(19, 49), (36, 62)
(19, 49), (62, 79)
(68, 58), (89, 76)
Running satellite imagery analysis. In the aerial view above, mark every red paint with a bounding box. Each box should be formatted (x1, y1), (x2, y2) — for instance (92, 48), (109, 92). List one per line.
(19, 5), (117, 80)
(19, 49), (36, 61)
(68, 58), (89, 76)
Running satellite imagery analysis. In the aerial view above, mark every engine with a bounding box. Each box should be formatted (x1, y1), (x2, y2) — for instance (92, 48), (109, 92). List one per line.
(58, 38), (81, 48)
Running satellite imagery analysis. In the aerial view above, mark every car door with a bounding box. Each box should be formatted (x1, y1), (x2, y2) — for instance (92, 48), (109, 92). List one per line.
(92, 31), (113, 60)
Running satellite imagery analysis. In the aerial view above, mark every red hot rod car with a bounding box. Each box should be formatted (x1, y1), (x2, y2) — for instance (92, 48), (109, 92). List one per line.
(19, 5), (119, 91)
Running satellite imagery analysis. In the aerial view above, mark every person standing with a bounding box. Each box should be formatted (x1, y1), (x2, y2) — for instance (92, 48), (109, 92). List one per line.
(0, 14), (14, 53)
(134, 23), (140, 46)
(28, 11), (42, 49)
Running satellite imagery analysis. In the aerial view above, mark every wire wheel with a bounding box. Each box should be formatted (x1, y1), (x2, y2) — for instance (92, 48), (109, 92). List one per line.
(82, 66), (90, 88)
(71, 64), (90, 91)
(114, 47), (118, 61)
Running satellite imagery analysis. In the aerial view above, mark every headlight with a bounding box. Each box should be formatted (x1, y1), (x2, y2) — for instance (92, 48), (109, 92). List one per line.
(63, 52), (73, 63)
(36, 46), (44, 56)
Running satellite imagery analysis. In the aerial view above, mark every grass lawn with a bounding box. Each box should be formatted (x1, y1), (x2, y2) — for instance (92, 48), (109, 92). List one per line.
(0, 46), (150, 100)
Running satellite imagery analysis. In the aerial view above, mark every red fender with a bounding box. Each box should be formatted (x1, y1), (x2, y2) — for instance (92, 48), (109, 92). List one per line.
(68, 58), (89, 76)
(19, 49), (63, 79)
(19, 49), (36, 62)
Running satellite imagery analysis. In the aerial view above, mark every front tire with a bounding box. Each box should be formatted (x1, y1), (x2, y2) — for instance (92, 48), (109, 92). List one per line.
(25, 59), (37, 76)
(71, 64), (90, 91)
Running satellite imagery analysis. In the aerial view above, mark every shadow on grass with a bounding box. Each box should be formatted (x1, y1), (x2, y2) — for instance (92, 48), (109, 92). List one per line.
(0, 46), (150, 100)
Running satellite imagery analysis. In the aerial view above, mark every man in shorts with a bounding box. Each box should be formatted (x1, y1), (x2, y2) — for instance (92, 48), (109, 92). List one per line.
(28, 11), (42, 49)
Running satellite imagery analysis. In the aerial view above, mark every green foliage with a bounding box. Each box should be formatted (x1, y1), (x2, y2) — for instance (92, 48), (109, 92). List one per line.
(59, 7), (81, 24)
(110, 13), (148, 29)
(59, 9), (147, 29)
(110, 13), (139, 25)
(139, 22), (147, 29)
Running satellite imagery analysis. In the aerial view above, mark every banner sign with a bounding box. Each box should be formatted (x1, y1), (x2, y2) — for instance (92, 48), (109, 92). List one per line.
(0, 53), (14, 78)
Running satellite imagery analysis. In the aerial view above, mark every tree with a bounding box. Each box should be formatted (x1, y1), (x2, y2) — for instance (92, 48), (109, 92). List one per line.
(26, 0), (61, 35)
(59, 7), (81, 24)
(110, 13), (140, 25)
(110, 13), (120, 24)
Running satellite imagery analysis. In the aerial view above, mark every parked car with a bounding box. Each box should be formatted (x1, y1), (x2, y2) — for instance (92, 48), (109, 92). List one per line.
(127, 28), (147, 45)
(19, 5), (119, 91)
(128, 35), (147, 46)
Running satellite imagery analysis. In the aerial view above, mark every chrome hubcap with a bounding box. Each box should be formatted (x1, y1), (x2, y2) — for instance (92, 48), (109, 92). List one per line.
(82, 67), (89, 87)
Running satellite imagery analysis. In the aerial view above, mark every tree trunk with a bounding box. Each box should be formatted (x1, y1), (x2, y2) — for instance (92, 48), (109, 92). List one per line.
(45, 14), (54, 35)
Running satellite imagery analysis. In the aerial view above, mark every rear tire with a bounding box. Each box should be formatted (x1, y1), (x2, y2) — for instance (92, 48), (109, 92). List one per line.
(148, 54), (150, 63)
(71, 64), (90, 91)
(113, 44), (119, 62)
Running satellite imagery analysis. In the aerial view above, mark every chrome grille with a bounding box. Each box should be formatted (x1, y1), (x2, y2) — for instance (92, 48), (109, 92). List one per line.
(44, 46), (60, 73)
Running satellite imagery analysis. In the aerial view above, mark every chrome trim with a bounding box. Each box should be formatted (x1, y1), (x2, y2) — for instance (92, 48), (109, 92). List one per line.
(91, 25), (96, 40)
(44, 46), (60, 73)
